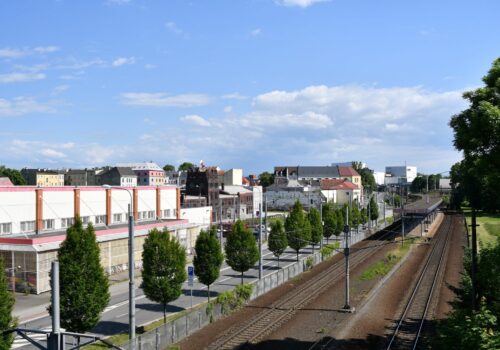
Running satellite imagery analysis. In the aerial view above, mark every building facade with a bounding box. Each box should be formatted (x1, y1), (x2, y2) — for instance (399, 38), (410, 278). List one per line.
(0, 185), (210, 293)
(385, 166), (417, 185)
(99, 167), (138, 187)
(117, 162), (166, 186)
(64, 168), (99, 186)
(21, 169), (65, 187)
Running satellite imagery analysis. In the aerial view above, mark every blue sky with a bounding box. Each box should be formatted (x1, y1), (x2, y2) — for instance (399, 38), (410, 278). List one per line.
(1, 0), (499, 175)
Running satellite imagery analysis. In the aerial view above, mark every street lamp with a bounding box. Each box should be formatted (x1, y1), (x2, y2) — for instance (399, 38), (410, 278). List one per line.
(102, 184), (135, 341)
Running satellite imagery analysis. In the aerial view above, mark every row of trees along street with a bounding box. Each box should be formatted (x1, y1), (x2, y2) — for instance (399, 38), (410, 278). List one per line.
(0, 195), (379, 347)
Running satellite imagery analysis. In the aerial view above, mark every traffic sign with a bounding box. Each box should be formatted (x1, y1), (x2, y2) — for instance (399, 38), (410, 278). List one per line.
(188, 266), (194, 287)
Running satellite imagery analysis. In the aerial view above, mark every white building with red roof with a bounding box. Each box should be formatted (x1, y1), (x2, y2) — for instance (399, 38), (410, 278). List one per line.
(320, 178), (362, 205)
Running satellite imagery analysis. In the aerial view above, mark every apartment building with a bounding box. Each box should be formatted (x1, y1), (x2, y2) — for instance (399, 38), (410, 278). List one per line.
(21, 169), (65, 187)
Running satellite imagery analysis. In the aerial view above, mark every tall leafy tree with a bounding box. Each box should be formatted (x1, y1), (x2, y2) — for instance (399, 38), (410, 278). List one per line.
(178, 162), (195, 171)
(162, 164), (175, 172)
(285, 201), (311, 261)
(369, 196), (379, 224)
(335, 208), (344, 236)
(411, 176), (426, 193)
(307, 208), (323, 251)
(225, 221), (259, 284)
(351, 205), (360, 233)
(193, 226), (224, 302)
(142, 228), (187, 323)
(322, 203), (336, 243)
(258, 171), (275, 188)
(449, 58), (500, 212)
(268, 220), (288, 268)
(0, 256), (15, 350)
(360, 208), (368, 226)
(52, 219), (110, 333)
(0, 166), (26, 185)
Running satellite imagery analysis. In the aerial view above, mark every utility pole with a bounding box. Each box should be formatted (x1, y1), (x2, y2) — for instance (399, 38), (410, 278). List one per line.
(219, 200), (223, 246)
(128, 203), (136, 344)
(258, 203), (263, 280)
(401, 207), (405, 246)
(342, 203), (353, 312)
(368, 193), (371, 232)
(319, 201), (323, 252)
(471, 208), (479, 311)
(264, 194), (268, 241)
(48, 261), (61, 350)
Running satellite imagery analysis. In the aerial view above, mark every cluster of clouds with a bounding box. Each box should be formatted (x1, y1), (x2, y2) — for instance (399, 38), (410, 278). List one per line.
(3, 83), (466, 171)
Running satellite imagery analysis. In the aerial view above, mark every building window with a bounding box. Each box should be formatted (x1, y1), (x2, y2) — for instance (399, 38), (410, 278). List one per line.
(81, 216), (90, 225)
(95, 215), (106, 225)
(61, 218), (75, 228)
(0, 222), (12, 235)
(42, 219), (55, 231)
(163, 209), (171, 218)
(148, 210), (155, 219)
(20, 221), (35, 233)
(113, 214), (123, 223)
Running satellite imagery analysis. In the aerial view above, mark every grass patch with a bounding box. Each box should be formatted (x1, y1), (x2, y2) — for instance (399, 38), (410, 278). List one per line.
(359, 241), (411, 281)
(83, 333), (130, 349)
(320, 242), (340, 259)
(464, 209), (500, 249)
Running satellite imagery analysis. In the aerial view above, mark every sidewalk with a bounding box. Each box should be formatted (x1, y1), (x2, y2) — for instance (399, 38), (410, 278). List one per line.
(13, 269), (142, 324)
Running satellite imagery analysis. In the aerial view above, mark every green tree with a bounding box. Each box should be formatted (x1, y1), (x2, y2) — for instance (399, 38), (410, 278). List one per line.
(178, 162), (195, 171)
(322, 203), (337, 243)
(285, 201), (311, 261)
(360, 208), (368, 226)
(351, 205), (360, 233)
(0, 166), (26, 185)
(268, 220), (288, 268)
(258, 171), (275, 188)
(162, 164), (175, 172)
(0, 256), (15, 350)
(307, 208), (323, 251)
(225, 221), (259, 284)
(193, 226), (224, 302)
(432, 239), (500, 348)
(449, 58), (500, 212)
(142, 228), (187, 323)
(369, 196), (379, 223)
(52, 220), (110, 333)
(335, 208), (344, 236)
(411, 176), (426, 193)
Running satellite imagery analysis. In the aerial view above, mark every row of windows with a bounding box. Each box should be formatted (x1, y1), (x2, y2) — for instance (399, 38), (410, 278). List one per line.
(0, 208), (178, 235)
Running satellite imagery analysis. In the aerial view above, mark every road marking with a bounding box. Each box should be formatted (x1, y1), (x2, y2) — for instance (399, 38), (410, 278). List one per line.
(11, 326), (59, 349)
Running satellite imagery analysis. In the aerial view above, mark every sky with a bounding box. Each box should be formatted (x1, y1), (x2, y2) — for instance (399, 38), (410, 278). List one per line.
(1, 0), (499, 175)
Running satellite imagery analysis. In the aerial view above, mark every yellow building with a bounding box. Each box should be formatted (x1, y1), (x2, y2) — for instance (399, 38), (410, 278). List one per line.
(21, 169), (65, 187)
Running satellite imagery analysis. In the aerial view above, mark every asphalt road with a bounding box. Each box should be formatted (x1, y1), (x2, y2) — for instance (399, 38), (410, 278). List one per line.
(12, 239), (341, 349)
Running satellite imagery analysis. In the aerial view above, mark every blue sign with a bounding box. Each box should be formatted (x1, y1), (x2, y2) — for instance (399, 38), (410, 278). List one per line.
(188, 266), (194, 287)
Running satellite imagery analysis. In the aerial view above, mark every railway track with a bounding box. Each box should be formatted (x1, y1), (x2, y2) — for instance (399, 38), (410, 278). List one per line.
(385, 214), (453, 350)
(206, 223), (404, 350)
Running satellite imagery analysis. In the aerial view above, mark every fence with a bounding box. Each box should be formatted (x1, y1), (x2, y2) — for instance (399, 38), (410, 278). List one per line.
(118, 222), (391, 349)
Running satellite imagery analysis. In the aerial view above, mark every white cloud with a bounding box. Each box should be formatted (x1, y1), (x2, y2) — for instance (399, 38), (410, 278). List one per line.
(40, 148), (66, 159)
(112, 56), (136, 67)
(0, 46), (60, 58)
(0, 72), (46, 83)
(224, 106), (233, 113)
(51, 85), (69, 95)
(181, 114), (211, 127)
(222, 92), (248, 100)
(33, 46), (59, 54)
(0, 97), (53, 116)
(253, 85), (464, 122)
(144, 64), (156, 69)
(251, 28), (262, 36)
(166, 22), (183, 35)
(275, 0), (329, 8)
(121, 92), (212, 107)
(240, 111), (332, 130)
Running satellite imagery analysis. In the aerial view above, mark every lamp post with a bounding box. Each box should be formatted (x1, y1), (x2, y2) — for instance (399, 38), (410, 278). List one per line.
(102, 184), (135, 341)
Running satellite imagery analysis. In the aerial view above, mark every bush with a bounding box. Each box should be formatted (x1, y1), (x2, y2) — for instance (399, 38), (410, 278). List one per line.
(320, 242), (340, 259)
(215, 284), (254, 315)
(305, 256), (314, 270)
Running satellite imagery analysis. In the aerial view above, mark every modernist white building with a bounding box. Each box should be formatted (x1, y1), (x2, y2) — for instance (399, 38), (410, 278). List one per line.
(0, 185), (210, 293)
(385, 166), (417, 185)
